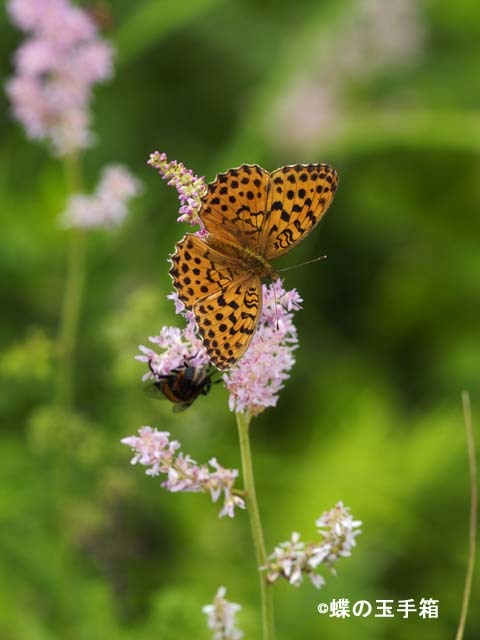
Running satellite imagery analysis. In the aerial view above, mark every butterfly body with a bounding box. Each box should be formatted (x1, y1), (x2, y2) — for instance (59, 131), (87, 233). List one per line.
(203, 235), (278, 280)
(170, 163), (338, 370)
(150, 364), (212, 411)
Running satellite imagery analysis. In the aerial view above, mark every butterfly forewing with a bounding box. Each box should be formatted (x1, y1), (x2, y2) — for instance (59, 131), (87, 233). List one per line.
(199, 164), (270, 250)
(261, 164), (338, 260)
(193, 275), (262, 370)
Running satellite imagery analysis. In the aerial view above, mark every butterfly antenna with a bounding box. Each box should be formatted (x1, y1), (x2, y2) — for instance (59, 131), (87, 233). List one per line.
(277, 255), (327, 273)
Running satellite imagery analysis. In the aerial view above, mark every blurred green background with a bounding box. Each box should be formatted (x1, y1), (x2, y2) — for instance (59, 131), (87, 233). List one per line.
(1, 0), (479, 638)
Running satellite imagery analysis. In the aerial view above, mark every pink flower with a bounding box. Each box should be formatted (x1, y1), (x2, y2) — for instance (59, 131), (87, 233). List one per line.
(122, 427), (246, 518)
(6, 0), (113, 156)
(268, 0), (424, 152)
(99, 165), (141, 201)
(136, 316), (209, 382)
(14, 38), (57, 75)
(8, 0), (96, 46)
(202, 587), (243, 640)
(263, 531), (328, 589)
(148, 151), (207, 227)
(315, 500), (363, 565)
(60, 165), (141, 229)
(262, 503), (362, 589)
(8, 0), (53, 32)
(223, 280), (302, 416)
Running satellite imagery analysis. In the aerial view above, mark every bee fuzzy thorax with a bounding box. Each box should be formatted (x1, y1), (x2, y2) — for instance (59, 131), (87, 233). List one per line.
(152, 364), (213, 411)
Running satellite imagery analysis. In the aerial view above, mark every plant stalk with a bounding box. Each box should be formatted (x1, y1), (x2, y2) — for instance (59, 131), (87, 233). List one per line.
(455, 392), (477, 640)
(236, 411), (275, 640)
(56, 153), (86, 409)
(53, 153), (87, 636)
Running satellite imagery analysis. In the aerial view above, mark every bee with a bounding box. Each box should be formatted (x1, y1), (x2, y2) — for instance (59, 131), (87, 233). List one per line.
(146, 362), (214, 412)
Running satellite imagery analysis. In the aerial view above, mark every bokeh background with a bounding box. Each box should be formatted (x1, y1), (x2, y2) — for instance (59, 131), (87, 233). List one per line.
(1, 0), (479, 638)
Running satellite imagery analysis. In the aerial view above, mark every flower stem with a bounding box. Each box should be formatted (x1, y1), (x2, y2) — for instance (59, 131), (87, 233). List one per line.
(236, 411), (275, 640)
(55, 153), (86, 409)
(52, 153), (87, 635)
(455, 392), (477, 640)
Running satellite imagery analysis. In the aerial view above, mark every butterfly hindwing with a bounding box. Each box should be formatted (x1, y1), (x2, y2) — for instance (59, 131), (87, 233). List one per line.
(193, 275), (262, 370)
(170, 234), (245, 311)
(199, 164), (270, 249)
(261, 163), (338, 260)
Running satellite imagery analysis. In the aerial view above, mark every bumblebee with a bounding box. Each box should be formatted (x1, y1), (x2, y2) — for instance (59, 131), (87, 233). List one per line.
(147, 363), (214, 411)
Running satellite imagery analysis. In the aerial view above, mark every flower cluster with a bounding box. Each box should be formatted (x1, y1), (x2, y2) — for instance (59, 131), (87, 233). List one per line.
(223, 279), (302, 415)
(269, 0), (424, 150)
(262, 502), (361, 589)
(148, 151), (207, 227)
(315, 500), (363, 564)
(137, 315), (209, 381)
(202, 587), (243, 640)
(137, 280), (301, 416)
(141, 150), (304, 414)
(350, 0), (424, 72)
(60, 165), (141, 229)
(121, 427), (245, 518)
(6, 0), (113, 155)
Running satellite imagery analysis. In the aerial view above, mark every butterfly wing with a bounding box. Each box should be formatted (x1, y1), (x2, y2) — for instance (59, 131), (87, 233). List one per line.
(170, 163), (338, 369)
(170, 233), (261, 370)
(193, 275), (262, 370)
(199, 164), (270, 250)
(170, 234), (245, 312)
(261, 163), (338, 260)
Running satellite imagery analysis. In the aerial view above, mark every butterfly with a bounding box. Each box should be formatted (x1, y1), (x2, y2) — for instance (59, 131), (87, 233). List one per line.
(169, 163), (338, 370)
(146, 362), (214, 412)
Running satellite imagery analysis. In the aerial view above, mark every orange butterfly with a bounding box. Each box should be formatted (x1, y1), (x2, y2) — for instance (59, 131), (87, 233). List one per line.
(169, 163), (338, 370)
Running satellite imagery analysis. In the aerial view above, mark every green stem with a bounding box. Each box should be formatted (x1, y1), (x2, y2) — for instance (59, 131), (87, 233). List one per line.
(455, 392), (477, 640)
(52, 153), (87, 636)
(236, 411), (275, 640)
(55, 154), (86, 409)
